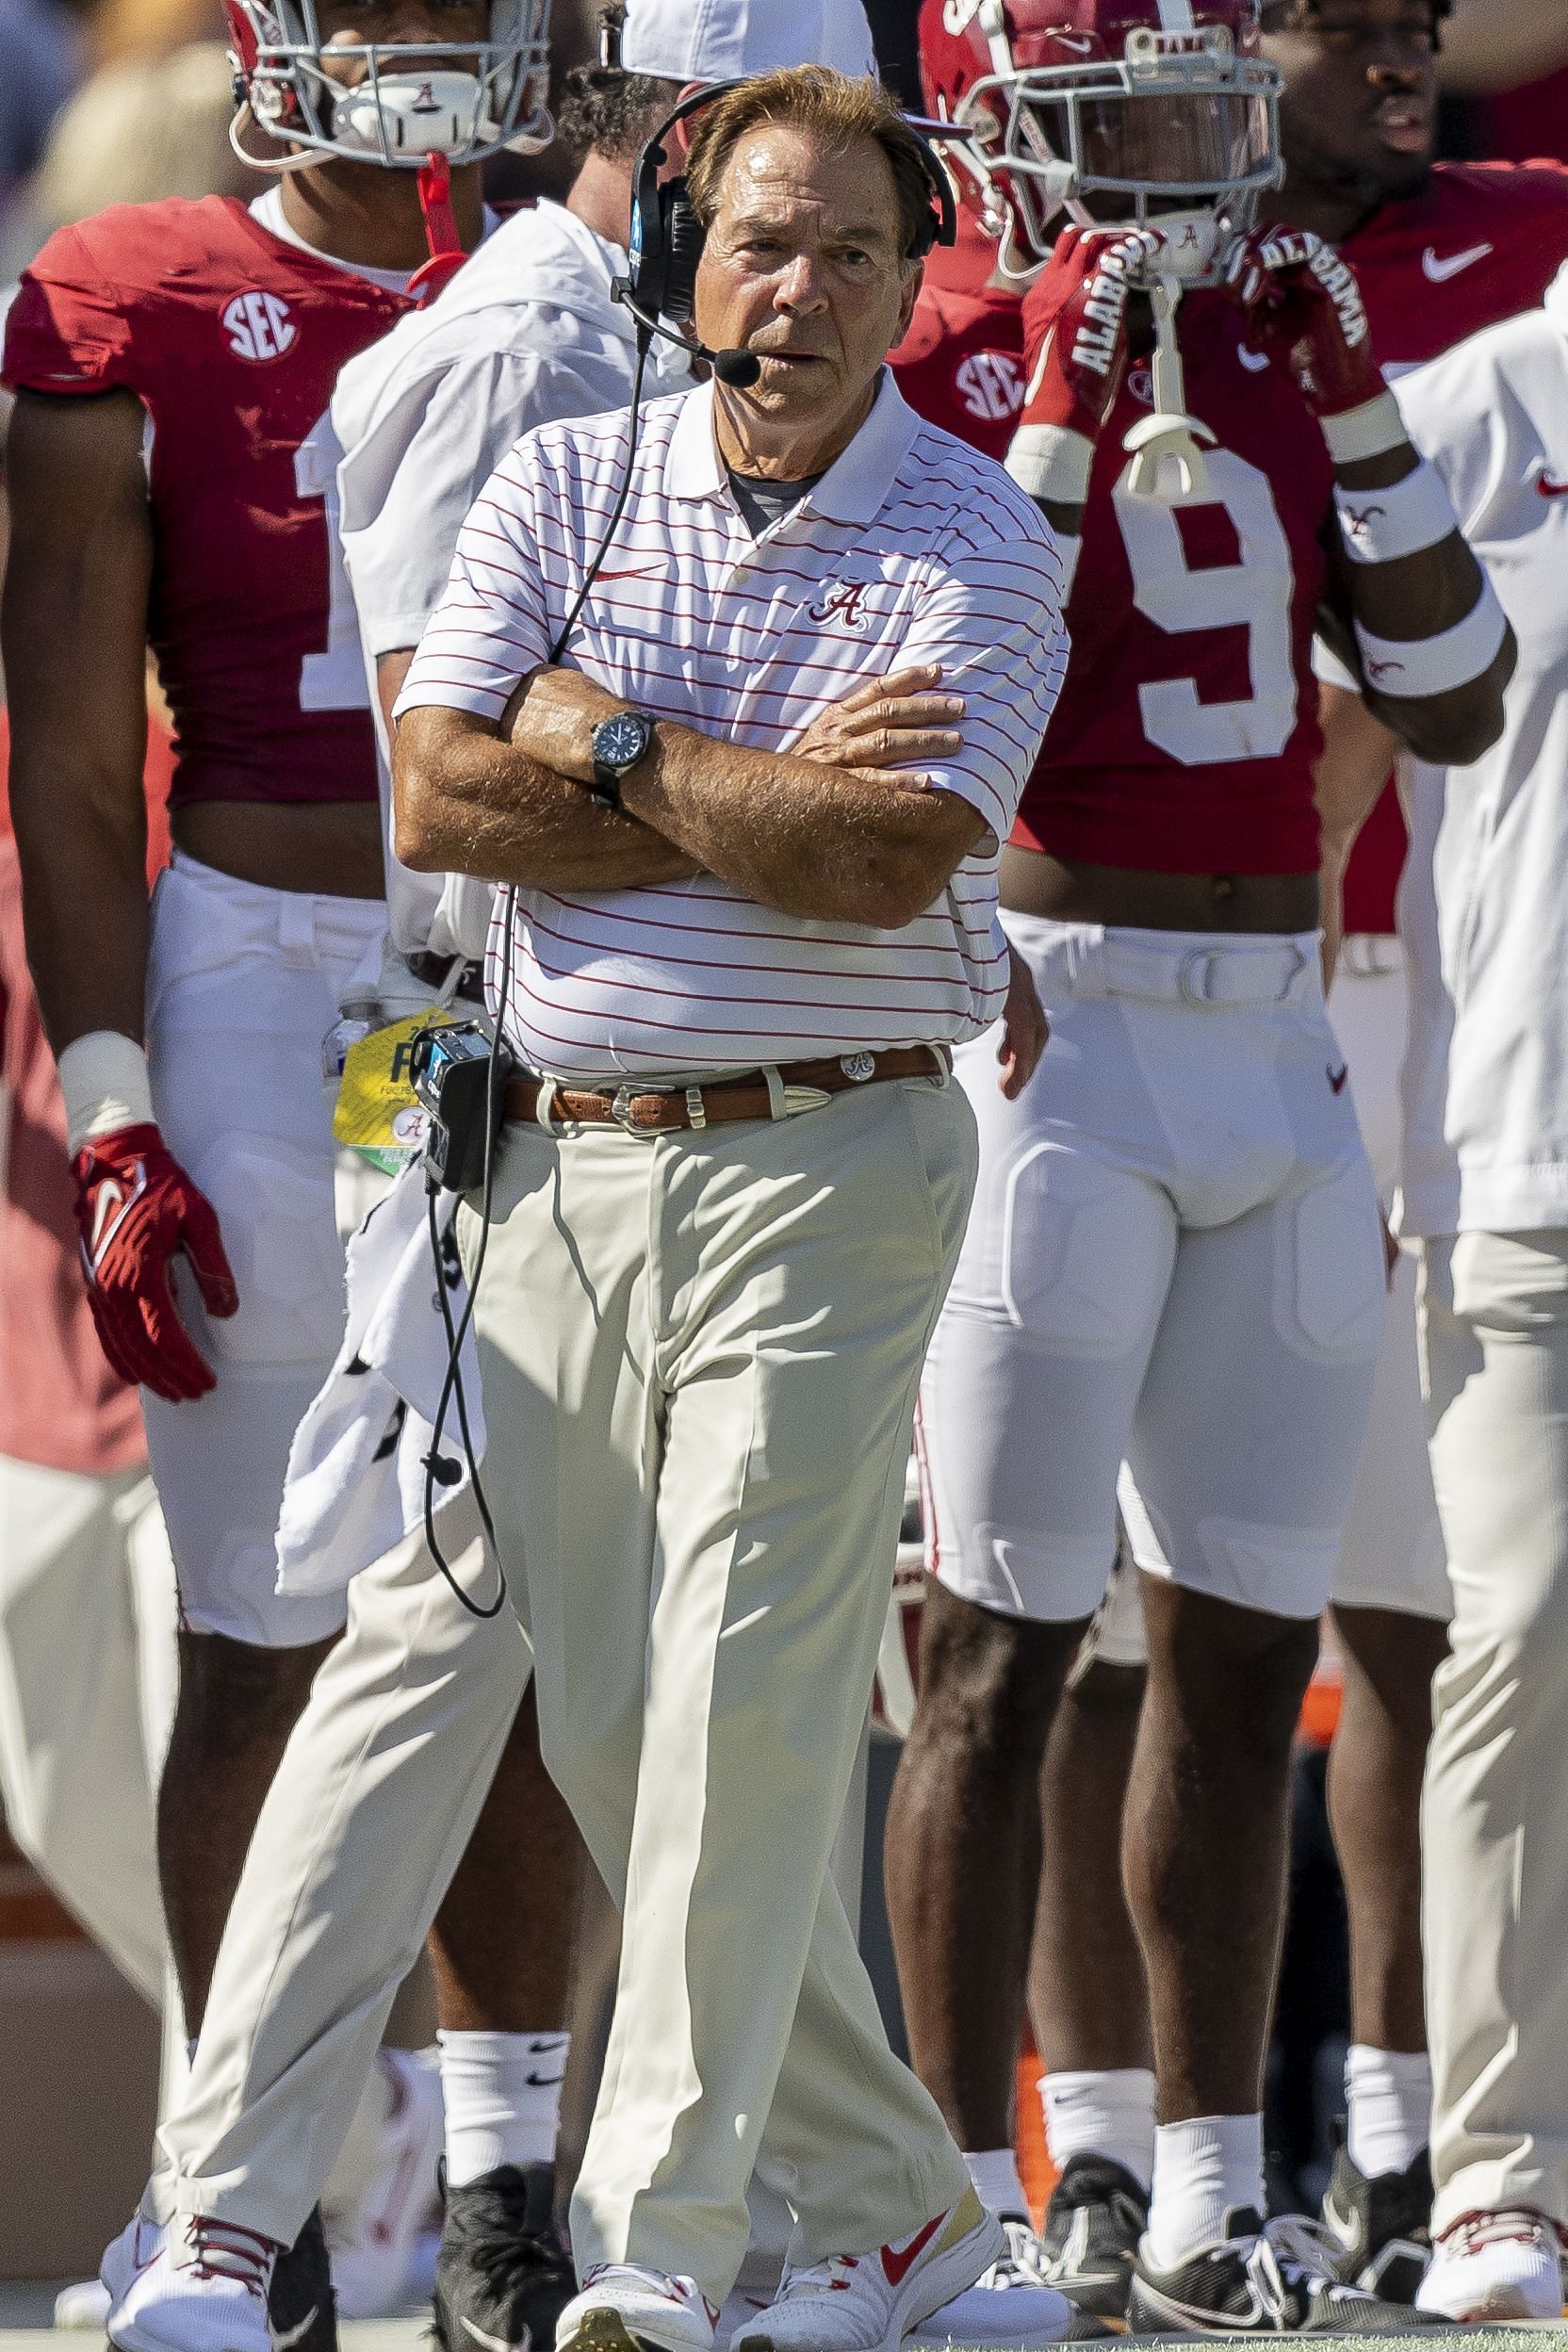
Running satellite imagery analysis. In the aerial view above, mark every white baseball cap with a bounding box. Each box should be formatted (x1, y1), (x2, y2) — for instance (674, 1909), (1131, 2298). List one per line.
(619, 0), (878, 82)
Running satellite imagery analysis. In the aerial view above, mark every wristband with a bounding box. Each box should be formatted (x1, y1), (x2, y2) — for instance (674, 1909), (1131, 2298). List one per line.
(58, 1029), (155, 1156)
(1335, 458), (1458, 565)
(1319, 389), (1409, 467)
(1354, 579), (1508, 701)
(1006, 423), (1095, 507)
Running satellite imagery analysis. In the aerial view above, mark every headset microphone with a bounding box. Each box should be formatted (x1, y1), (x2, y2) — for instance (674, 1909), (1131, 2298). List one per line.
(611, 278), (762, 387)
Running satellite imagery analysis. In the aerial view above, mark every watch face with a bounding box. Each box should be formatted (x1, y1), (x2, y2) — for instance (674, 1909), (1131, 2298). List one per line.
(597, 711), (649, 772)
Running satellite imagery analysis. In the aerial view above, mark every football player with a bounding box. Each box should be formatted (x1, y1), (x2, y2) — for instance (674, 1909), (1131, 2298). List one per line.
(957, 0), (1568, 2310)
(0, 2), (579, 2341)
(885, 0), (1513, 2328)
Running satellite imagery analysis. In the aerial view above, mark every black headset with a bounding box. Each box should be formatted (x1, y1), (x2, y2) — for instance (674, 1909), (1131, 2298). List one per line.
(615, 76), (959, 353)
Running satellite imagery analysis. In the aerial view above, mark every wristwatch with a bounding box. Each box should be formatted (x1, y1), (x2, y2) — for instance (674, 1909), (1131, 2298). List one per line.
(588, 708), (655, 811)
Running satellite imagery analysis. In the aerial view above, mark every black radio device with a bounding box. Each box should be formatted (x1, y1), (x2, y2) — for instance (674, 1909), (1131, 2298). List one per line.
(411, 1019), (514, 1196)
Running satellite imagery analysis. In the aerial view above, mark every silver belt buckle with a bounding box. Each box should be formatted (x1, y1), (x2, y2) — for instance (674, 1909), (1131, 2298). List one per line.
(839, 1052), (877, 1083)
(609, 1083), (662, 1136)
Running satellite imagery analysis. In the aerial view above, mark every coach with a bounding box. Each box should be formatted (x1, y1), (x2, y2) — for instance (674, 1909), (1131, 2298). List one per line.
(393, 64), (1067, 2352)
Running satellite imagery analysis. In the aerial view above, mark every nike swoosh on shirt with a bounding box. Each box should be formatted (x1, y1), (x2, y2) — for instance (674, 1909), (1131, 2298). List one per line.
(1236, 344), (1270, 372)
(883, 2215), (946, 2288)
(1421, 241), (1493, 282)
(1537, 475), (1568, 498)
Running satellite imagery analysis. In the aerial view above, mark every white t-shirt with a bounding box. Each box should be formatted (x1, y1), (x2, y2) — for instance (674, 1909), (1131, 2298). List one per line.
(329, 199), (691, 958)
(1389, 264), (1568, 1237)
(397, 372), (1070, 1081)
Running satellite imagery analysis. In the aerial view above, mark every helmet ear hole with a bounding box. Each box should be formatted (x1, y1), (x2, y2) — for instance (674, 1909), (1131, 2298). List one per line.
(660, 182), (707, 325)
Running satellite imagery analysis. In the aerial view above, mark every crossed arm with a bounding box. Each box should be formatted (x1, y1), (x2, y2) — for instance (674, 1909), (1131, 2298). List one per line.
(393, 661), (987, 931)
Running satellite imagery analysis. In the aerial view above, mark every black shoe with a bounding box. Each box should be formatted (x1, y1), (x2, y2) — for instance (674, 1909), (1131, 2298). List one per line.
(432, 2162), (576, 2352)
(1037, 2155), (1149, 2319)
(270, 2208), (337, 2352)
(1321, 2140), (1433, 2302)
(1128, 2209), (1436, 2334)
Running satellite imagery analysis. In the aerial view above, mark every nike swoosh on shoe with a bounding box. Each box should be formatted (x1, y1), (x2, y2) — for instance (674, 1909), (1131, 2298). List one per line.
(272, 2305), (320, 2351)
(461, 2318), (532, 2352)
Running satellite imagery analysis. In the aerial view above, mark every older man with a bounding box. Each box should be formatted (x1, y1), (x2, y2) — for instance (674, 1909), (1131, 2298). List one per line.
(394, 63), (1069, 2352)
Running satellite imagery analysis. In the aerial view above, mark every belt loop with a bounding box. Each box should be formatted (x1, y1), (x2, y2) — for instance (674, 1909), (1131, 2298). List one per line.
(926, 1045), (952, 1090)
(684, 1086), (709, 1131)
(534, 1077), (559, 1132)
(276, 892), (317, 970)
(761, 1064), (789, 1121)
(1066, 926), (1101, 1000)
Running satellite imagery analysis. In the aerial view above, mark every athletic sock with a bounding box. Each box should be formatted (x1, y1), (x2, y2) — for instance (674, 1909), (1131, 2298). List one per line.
(963, 2147), (1030, 2223)
(437, 2028), (569, 2185)
(1040, 2067), (1157, 2193)
(1345, 2045), (1431, 2179)
(1145, 2114), (1266, 2270)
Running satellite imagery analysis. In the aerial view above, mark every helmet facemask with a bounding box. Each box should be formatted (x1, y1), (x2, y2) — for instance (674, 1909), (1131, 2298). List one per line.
(960, 21), (1282, 276)
(226, 0), (551, 170)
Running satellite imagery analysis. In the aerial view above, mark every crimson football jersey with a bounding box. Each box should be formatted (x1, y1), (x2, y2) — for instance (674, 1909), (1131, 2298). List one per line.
(3, 197), (412, 811)
(890, 277), (1027, 462)
(1336, 161), (1568, 928)
(1013, 292), (1335, 875)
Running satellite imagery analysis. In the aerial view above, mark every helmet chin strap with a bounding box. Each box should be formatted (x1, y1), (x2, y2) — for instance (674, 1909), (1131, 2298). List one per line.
(409, 152), (468, 302)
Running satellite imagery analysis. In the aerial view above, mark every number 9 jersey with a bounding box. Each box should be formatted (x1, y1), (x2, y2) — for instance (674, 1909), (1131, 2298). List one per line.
(1009, 286), (1335, 876)
(2, 195), (412, 811)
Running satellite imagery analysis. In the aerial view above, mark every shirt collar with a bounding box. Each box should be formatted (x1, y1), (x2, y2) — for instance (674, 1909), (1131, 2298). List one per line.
(663, 367), (922, 525)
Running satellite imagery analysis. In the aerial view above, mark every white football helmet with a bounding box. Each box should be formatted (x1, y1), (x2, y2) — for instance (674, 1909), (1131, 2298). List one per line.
(224, 0), (551, 169)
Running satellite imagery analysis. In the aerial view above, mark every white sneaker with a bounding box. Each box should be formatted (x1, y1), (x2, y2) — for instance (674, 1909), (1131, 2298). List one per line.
(731, 2186), (1005, 2352)
(325, 2046), (445, 2318)
(1416, 2209), (1564, 2321)
(104, 2211), (277, 2352)
(909, 2221), (1075, 2345)
(556, 2263), (720, 2352)
(54, 2279), (111, 2329)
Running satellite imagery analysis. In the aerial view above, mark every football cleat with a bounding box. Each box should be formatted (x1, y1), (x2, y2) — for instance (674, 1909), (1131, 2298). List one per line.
(908, 2220), (1090, 2343)
(53, 2278), (111, 2329)
(1037, 2154), (1149, 2319)
(432, 2161), (576, 2352)
(325, 2048), (444, 2318)
(730, 2185), (1004, 2352)
(1416, 2209), (1566, 2322)
(1127, 2208), (1433, 2333)
(272, 2209), (337, 2352)
(1320, 2140), (1432, 2302)
(555, 2263), (719, 2352)
(104, 2212), (276, 2352)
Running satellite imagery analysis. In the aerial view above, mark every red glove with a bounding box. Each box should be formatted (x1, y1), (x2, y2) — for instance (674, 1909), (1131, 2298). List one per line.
(72, 1123), (237, 1403)
(1222, 226), (1383, 425)
(1019, 224), (1163, 440)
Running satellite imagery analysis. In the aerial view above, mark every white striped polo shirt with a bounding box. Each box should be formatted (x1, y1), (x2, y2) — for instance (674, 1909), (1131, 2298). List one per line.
(396, 368), (1069, 1081)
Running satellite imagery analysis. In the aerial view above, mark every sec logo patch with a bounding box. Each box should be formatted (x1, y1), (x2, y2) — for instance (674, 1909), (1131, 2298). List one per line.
(221, 290), (297, 363)
(955, 351), (1024, 424)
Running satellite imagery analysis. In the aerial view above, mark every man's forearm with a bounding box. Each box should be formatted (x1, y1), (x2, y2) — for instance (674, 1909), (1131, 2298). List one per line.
(619, 723), (965, 929)
(395, 718), (702, 890)
(13, 790), (150, 1052)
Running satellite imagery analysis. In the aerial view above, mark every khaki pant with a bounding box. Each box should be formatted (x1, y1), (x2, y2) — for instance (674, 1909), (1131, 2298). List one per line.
(464, 1074), (976, 2302)
(1420, 1230), (1568, 2230)
(152, 1499), (530, 2246)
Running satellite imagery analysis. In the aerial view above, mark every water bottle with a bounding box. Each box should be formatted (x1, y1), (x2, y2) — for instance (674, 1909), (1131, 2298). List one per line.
(322, 990), (383, 1086)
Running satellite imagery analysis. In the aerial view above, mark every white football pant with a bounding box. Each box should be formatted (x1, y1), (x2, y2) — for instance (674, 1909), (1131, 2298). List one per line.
(141, 852), (385, 1648)
(923, 915), (1386, 1627)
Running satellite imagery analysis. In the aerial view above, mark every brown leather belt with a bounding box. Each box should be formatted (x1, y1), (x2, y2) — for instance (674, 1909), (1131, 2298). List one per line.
(503, 1045), (950, 1134)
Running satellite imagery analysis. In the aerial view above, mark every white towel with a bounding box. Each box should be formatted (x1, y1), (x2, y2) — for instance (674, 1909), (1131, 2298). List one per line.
(275, 1165), (486, 1597)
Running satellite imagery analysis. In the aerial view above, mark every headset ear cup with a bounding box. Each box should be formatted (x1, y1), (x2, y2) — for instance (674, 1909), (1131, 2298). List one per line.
(660, 179), (707, 324)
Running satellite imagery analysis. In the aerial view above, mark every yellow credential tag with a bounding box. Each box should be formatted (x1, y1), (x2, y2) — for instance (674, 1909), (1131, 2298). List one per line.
(332, 1009), (466, 1175)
